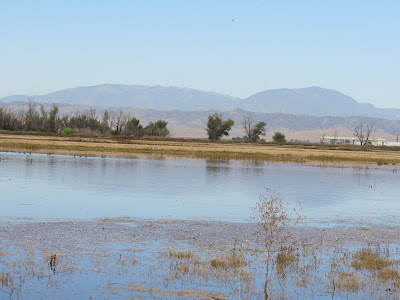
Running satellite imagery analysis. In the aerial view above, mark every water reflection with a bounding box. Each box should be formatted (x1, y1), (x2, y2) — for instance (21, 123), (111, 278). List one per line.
(0, 152), (399, 223)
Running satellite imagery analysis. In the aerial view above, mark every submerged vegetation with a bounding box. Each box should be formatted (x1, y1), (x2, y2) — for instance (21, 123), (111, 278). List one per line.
(2, 218), (400, 299)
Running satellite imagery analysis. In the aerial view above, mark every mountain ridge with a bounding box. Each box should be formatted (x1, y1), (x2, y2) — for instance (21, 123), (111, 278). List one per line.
(1, 84), (399, 120)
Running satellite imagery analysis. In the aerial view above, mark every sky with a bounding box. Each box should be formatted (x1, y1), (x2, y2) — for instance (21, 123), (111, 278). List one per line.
(0, 0), (399, 108)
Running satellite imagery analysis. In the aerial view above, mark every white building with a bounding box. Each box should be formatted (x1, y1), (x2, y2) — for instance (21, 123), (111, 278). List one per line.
(320, 136), (386, 146)
(382, 142), (400, 147)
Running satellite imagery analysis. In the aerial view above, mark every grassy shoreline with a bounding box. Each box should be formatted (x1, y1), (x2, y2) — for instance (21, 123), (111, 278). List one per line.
(1, 131), (400, 164)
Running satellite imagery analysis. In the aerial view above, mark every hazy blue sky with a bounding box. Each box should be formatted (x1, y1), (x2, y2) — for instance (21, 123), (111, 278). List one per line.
(1, 1), (399, 108)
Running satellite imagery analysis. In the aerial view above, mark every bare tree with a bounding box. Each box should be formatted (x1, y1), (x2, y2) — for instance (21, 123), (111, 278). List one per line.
(24, 98), (39, 131)
(353, 122), (374, 145)
(320, 133), (326, 144)
(397, 130), (399, 143)
(333, 129), (339, 144)
(111, 110), (128, 132)
(253, 189), (303, 299)
(242, 115), (266, 142)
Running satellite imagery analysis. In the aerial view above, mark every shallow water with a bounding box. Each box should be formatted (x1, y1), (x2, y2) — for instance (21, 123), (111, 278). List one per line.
(1, 151), (399, 223)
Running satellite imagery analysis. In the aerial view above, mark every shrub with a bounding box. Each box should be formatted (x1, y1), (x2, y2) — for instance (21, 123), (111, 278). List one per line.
(351, 248), (394, 271)
(61, 127), (75, 134)
(272, 132), (286, 143)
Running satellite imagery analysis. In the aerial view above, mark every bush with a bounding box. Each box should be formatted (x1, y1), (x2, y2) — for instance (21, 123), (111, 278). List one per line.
(273, 132), (286, 143)
(111, 130), (120, 136)
(61, 127), (75, 134)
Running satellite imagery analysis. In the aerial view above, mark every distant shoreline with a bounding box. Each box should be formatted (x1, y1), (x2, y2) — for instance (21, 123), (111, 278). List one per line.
(1, 131), (400, 165)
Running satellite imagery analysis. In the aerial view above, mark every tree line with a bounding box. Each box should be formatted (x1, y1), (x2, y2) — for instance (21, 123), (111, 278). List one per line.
(207, 112), (380, 145)
(0, 99), (169, 137)
(206, 113), (286, 142)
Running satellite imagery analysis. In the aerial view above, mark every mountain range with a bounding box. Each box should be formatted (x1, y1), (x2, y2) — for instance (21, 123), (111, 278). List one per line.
(1, 84), (400, 140)
(1, 84), (399, 120)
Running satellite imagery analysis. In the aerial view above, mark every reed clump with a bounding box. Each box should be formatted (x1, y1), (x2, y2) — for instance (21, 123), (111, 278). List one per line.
(276, 246), (299, 274)
(351, 248), (395, 271)
(209, 251), (243, 270)
(168, 250), (194, 260)
(378, 268), (400, 283)
(335, 271), (360, 292)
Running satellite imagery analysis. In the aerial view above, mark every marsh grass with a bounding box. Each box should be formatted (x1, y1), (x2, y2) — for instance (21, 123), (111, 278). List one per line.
(276, 246), (299, 275)
(335, 271), (361, 292)
(2, 219), (400, 299)
(0, 272), (15, 295)
(378, 268), (400, 284)
(169, 250), (194, 260)
(160, 243), (400, 299)
(351, 248), (396, 271)
(2, 240), (400, 299)
(162, 244), (255, 298)
(209, 250), (243, 270)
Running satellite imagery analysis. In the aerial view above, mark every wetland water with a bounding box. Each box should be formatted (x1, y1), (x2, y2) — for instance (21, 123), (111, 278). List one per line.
(1, 151), (399, 223)
(2, 151), (400, 299)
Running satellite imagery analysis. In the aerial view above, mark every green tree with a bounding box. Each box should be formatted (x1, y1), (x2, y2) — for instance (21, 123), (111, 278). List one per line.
(87, 108), (101, 131)
(272, 132), (286, 143)
(206, 113), (234, 140)
(0, 107), (14, 130)
(124, 117), (144, 136)
(101, 110), (111, 133)
(144, 120), (169, 137)
(48, 104), (60, 133)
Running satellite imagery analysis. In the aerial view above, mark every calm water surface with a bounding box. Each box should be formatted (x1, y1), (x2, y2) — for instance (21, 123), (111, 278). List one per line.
(1, 152), (399, 223)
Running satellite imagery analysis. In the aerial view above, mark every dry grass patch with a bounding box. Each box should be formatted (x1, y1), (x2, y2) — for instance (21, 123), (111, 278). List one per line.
(276, 246), (299, 274)
(120, 282), (230, 299)
(168, 250), (194, 260)
(351, 248), (395, 271)
(335, 271), (361, 292)
(378, 268), (400, 284)
(209, 250), (243, 270)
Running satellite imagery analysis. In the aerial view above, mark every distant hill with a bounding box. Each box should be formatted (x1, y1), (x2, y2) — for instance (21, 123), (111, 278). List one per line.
(0, 84), (239, 111)
(240, 87), (400, 119)
(1, 84), (400, 120)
